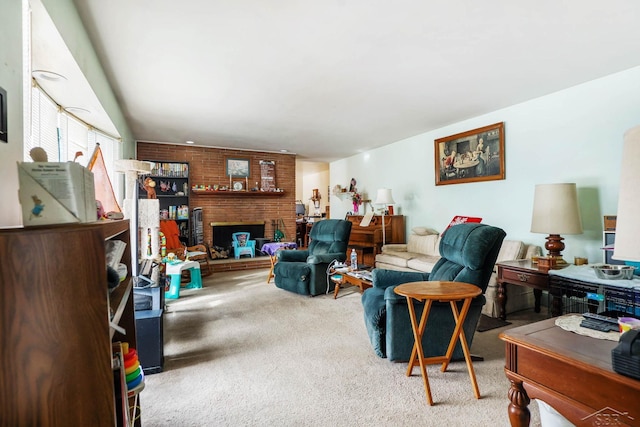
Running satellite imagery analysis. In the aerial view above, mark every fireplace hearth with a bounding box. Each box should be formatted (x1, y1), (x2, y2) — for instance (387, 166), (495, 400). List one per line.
(211, 221), (266, 256)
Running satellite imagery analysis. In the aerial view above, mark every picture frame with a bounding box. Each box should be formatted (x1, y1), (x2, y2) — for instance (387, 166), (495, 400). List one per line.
(434, 122), (505, 186)
(0, 86), (7, 143)
(226, 157), (250, 177)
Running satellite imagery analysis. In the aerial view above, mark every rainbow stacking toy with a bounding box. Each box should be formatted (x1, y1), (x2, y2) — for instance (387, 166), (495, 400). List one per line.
(122, 342), (144, 391)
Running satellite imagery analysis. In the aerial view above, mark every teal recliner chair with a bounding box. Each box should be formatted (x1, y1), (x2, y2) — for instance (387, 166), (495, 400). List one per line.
(362, 223), (506, 362)
(274, 219), (352, 296)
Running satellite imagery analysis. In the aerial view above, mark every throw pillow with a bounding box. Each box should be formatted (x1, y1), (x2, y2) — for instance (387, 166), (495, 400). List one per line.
(412, 227), (438, 236)
(444, 215), (482, 232)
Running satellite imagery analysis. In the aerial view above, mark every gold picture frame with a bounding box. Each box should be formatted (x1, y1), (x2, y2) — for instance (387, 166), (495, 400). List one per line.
(435, 122), (505, 186)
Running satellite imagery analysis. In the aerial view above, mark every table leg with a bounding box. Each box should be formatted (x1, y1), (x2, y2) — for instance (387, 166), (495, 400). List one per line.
(507, 379), (531, 427)
(267, 255), (276, 283)
(405, 297), (434, 405)
(497, 281), (507, 321)
(333, 277), (342, 299)
(533, 289), (542, 313)
(443, 298), (480, 399)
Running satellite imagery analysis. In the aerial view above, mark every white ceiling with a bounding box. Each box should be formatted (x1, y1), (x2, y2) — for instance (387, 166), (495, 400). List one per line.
(36, 1), (640, 162)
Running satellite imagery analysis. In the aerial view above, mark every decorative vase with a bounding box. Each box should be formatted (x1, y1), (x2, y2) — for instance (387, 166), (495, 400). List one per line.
(353, 202), (359, 214)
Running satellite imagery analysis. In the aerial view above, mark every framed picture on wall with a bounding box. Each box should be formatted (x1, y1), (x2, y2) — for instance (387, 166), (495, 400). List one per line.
(435, 122), (505, 186)
(0, 86), (7, 143)
(226, 157), (250, 177)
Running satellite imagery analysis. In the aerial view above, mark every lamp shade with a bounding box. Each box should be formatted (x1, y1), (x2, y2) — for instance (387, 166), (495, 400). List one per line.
(374, 188), (395, 205)
(530, 183), (583, 235)
(613, 125), (640, 262)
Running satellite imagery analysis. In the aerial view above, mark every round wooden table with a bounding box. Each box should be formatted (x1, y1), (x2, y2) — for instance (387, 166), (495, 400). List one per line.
(394, 281), (482, 405)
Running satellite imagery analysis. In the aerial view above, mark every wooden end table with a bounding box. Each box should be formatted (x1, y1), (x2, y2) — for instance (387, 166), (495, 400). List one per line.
(262, 242), (297, 283)
(330, 270), (373, 299)
(496, 260), (553, 320)
(394, 281), (482, 405)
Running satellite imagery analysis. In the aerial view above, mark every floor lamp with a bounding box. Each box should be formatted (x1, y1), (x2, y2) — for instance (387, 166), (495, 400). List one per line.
(375, 188), (395, 246)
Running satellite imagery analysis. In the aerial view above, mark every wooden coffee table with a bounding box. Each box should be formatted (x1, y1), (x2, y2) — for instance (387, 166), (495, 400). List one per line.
(394, 281), (482, 405)
(500, 318), (640, 426)
(331, 270), (373, 299)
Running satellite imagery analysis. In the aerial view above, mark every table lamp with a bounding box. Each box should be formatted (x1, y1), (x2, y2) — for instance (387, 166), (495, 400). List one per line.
(530, 183), (583, 264)
(612, 125), (640, 263)
(375, 188), (395, 245)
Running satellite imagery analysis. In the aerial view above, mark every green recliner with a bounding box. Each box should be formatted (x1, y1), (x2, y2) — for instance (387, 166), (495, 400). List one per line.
(274, 219), (352, 296)
(361, 223), (506, 361)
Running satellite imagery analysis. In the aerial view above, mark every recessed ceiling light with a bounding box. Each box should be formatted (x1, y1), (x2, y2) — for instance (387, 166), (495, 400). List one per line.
(280, 149), (288, 153)
(32, 70), (67, 82)
(186, 140), (195, 144)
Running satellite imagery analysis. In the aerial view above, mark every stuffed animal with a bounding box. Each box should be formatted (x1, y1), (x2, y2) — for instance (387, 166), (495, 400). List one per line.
(143, 177), (157, 199)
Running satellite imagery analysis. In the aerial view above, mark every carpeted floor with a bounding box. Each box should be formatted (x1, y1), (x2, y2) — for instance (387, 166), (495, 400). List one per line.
(140, 269), (546, 426)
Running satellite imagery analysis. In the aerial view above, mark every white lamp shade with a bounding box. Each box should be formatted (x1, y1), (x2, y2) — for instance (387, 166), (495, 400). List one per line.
(375, 188), (395, 205)
(613, 125), (640, 261)
(530, 183), (583, 235)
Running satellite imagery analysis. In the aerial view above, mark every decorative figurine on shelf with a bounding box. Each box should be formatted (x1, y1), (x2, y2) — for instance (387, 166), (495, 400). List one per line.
(143, 177), (157, 199)
(310, 188), (322, 216)
(349, 178), (357, 192)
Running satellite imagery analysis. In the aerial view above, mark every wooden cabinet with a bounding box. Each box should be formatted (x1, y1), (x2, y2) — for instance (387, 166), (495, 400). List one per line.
(345, 215), (405, 265)
(141, 160), (191, 244)
(0, 220), (138, 426)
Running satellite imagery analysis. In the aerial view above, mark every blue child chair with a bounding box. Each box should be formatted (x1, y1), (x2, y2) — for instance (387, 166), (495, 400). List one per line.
(232, 232), (256, 259)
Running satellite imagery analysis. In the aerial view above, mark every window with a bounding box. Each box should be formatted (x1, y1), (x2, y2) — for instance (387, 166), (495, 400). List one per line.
(26, 84), (122, 200)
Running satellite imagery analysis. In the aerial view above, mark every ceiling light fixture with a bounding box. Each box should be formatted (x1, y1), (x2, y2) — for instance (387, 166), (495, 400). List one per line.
(280, 149), (288, 153)
(32, 69), (67, 82)
(186, 140), (195, 144)
(64, 106), (91, 115)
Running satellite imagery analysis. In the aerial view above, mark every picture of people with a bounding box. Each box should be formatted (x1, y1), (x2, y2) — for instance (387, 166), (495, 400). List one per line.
(434, 122), (505, 186)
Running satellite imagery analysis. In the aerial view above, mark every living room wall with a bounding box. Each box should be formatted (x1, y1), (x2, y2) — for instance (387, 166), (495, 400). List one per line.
(0, 0), (25, 227)
(331, 66), (640, 264)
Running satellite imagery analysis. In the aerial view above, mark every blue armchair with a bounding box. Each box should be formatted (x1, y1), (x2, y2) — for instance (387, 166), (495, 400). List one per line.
(274, 219), (352, 296)
(232, 232), (256, 259)
(362, 223), (505, 362)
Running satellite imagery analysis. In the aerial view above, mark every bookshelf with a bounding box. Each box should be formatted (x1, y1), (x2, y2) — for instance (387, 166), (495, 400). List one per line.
(0, 220), (139, 426)
(140, 160), (190, 244)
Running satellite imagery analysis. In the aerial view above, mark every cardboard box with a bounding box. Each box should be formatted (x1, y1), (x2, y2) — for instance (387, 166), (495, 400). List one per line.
(18, 162), (96, 226)
(604, 215), (617, 231)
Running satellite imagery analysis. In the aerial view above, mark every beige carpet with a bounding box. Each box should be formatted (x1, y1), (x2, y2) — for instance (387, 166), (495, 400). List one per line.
(140, 269), (545, 426)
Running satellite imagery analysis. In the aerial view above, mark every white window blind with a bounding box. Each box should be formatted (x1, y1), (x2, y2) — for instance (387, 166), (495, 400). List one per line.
(27, 86), (60, 161)
(26, 84), (122, 202)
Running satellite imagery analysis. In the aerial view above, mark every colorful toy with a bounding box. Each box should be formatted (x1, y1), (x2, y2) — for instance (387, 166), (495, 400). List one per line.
(143, 177), (157, 199)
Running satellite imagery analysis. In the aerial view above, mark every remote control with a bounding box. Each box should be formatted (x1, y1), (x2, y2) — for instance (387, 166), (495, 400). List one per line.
(582, 312), (618, 324)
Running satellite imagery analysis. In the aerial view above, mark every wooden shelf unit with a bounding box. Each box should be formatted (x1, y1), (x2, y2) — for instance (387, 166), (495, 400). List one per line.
(0, 220), (139, 426)
(192, 189), (285, 196)
(140, 160), (190, 243)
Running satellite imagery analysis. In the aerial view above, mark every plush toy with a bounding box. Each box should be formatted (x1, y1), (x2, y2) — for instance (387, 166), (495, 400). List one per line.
(143, 177), (157, 199)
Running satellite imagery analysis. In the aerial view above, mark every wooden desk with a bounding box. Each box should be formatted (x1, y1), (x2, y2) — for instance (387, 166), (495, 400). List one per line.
(500, 318), (639, 427)
(394, 281), (481, 405)
(497, 260), (552, 321)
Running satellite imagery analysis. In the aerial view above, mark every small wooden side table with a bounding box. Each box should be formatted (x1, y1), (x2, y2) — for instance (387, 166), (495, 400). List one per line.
(330, 270), (373, 299)
(262, 241), (298, 283)
(496, 260), (551, 321)
(394, 281), (482, 405)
